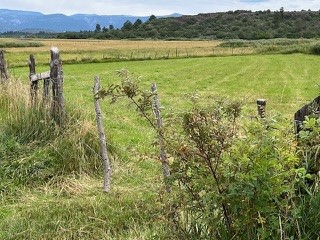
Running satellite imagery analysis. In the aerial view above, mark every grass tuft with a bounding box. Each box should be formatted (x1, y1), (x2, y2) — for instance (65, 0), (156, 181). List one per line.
(0, 78), (102, 187)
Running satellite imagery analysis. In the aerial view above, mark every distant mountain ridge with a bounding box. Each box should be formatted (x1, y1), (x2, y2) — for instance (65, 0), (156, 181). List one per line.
(0, 9), (181, 33)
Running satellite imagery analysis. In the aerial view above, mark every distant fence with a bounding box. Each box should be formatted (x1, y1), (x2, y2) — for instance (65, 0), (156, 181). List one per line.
(1, 46), (266, 125)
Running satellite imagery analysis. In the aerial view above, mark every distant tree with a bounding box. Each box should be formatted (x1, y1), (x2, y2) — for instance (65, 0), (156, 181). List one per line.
(148, 14), (157, 22)
(121, 20), (133, 31)
(147, 29), (159, 38)
(133, 18), (143, 28)
(95, 24), (101, 32)
(280, 7), (284, 19)
(109, 24), (114, 30)
(102, 26), (108, 32)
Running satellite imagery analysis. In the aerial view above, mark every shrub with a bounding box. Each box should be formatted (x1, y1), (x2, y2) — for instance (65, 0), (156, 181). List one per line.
(165, 99), (298, 239)
(309, 44), (320, 55)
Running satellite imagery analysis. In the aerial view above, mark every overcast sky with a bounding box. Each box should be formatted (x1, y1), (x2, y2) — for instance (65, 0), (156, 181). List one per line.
(1, 0), (320, 16)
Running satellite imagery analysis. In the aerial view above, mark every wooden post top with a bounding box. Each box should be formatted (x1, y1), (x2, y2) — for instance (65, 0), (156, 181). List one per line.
(257, 99), (266, 106)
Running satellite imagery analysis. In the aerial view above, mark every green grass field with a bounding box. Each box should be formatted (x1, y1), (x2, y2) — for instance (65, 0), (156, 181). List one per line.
(12, 53), (320, 116)
(2, 39), (320, 239)
(11, 53), (320, 158)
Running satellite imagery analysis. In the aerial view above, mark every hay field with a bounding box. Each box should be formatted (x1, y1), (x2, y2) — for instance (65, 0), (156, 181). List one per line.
(1, 38), (255, 67)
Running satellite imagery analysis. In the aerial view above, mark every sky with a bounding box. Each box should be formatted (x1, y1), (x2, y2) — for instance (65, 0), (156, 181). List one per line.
(1, 0), (320, 16)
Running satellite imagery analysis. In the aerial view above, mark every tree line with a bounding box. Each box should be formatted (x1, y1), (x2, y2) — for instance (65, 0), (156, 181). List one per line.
(2, 9), (320, 40)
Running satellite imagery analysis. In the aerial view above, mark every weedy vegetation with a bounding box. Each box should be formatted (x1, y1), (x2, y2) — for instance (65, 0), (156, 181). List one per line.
(0, 38), (44, 48)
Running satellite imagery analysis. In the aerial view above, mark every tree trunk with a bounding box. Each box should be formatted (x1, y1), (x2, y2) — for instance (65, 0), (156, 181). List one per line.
(93, 75), (111, 192)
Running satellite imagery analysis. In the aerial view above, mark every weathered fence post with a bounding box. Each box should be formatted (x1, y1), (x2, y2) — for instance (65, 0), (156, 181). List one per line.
(0, 50), (8, 83)
(50, 47), (65, 126)
(29, 55), (50, 102)
(93, 75), (111, 192)
(257, 99), (266, 118)
(151, 83), (171, 192)
(43, 77), (51, 101)
(151, 83), (178, 229)
(29, 54), (38, 104)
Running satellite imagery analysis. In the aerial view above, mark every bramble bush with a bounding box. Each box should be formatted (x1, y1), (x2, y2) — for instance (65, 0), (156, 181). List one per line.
(164, 99), (302, 239)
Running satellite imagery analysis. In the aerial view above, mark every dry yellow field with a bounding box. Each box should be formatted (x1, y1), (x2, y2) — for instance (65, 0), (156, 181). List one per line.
(1, 38), (255, 67)
(7, 38), (222, 52)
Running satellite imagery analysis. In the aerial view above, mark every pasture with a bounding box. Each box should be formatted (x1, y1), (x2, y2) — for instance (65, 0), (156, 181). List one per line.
(11, 52), (320, 155)
(10, 45), (320, 117)
(1, 38), (320, 239)
(2, 38), (255, 67)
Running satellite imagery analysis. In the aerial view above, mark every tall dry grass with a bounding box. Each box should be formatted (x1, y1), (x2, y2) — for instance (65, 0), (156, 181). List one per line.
(0, 78), (102, 186)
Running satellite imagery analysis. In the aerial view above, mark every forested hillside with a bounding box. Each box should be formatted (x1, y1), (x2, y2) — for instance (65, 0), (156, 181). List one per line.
(3, 8), (320, 40)
(113, 9), (320, 40)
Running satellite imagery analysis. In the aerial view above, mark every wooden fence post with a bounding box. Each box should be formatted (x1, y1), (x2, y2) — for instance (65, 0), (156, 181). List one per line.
(43, 77), (51, 101)
(151, 83), (171, 192)
(93, 75), (111, 192)
(0, 50), (8, 83)
(50, 47), (65, 126)
(257, 99), (266, 118)
(29, 54), (38, 104)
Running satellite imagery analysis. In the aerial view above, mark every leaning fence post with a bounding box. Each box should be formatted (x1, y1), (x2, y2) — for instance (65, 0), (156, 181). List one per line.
(50, 47), (65, 126)
(257, 99), (266, 118)
(29, 54), (38, 105)
(0, 50), (8, 83)
(151, 83), (171, 192)
(93, 75), (111, 192)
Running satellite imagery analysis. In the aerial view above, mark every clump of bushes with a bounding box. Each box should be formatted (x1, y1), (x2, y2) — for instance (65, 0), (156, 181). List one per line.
(219, 38), (314, 48)
(0, 41), (44, 48)
(219, 38), (320, 55)
(309, 44), (320, 55)
(159, 98), (320, 239)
